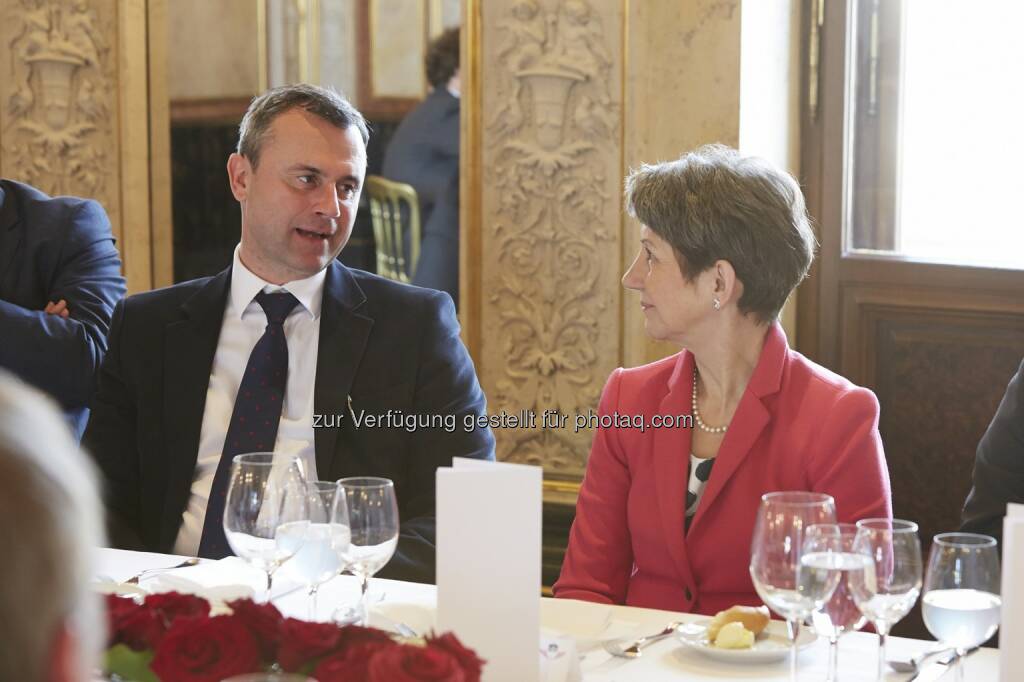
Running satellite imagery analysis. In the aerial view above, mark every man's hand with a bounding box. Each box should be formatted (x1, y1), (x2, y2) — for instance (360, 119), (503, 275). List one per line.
(44, 300), (70, 318)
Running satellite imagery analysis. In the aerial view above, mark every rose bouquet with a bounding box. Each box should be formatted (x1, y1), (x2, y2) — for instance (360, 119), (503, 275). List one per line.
(104, 592), (484, 682)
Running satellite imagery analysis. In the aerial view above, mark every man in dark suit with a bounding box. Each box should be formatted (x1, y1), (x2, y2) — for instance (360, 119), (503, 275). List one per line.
(0, 179), (126, 440)
(382, 27), (461, 304)
(962, 358), (1024, 547)
(84, 84), (494, 584)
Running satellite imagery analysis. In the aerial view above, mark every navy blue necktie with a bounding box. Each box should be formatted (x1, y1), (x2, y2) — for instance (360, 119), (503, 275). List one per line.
(197, 291), (301, 559)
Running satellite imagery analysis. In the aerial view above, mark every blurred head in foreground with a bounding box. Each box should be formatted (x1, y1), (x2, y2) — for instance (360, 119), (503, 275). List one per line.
(0, 370), (105, 682)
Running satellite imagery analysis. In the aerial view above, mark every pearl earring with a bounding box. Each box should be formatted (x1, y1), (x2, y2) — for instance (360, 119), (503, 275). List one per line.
(713, 298), (721, 310)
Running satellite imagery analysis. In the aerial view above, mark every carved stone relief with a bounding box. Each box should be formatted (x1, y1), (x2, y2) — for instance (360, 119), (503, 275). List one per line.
(481, 0), (621, 478)
(1, 0), (118, 220)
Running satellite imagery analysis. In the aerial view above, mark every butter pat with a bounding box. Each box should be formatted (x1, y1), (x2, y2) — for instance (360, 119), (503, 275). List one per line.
(713, 621), (755, 649)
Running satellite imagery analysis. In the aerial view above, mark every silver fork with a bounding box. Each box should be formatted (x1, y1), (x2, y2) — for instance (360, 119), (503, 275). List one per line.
(603, 621), (684, 658)
(124, 558), (199, 584)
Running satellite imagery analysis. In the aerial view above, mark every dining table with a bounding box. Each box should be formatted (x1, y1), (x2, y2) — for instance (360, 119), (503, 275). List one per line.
(96, 548), (1000, 681)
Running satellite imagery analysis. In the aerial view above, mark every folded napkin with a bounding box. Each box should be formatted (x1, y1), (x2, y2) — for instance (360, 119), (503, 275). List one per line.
(142, 557), (275, 605)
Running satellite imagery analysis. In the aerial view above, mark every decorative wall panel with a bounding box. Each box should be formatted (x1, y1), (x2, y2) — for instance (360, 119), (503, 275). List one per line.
(478, 0), (622, 479)
(1, 0), (119, 228)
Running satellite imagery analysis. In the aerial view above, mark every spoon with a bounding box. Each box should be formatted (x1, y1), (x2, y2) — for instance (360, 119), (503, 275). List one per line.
(125, 558), (200, 584)
(603, 621), (684, 658)
(888, 645), (951, 674)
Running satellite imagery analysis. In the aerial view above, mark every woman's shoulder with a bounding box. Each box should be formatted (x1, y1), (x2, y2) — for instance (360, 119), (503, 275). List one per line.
(783, 348), (879, 413)
(603, 352), (685, 406)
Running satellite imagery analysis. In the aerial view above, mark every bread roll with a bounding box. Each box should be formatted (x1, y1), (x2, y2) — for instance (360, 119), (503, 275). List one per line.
(713, 621), (755, 649)
(706, 604), (771, 640)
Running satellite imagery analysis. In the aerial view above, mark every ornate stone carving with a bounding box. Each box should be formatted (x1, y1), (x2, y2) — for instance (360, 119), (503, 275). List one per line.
(482, 0), (620, 476)
(1, 0), (117, 211)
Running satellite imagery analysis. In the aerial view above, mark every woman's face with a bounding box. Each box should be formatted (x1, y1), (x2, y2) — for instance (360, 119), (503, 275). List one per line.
(622, 225), (711, 344)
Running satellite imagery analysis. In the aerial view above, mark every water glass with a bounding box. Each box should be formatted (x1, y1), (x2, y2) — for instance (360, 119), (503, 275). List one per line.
(850, 518), (922, 681)
(333, 477), (399, 625)
(749, 491), (837, 681)
(289, 481), (350, 619)
(223, 453), (311, 600)
(923, 532), (1000, 682)
(803, 523), (870, 681)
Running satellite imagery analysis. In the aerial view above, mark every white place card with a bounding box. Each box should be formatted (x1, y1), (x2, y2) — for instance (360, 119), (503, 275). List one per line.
(1000, 503), (1024, 682)
(437, 457), (542, 682)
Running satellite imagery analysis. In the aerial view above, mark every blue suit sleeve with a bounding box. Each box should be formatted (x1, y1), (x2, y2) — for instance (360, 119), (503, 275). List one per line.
(0, 200), (126, 408)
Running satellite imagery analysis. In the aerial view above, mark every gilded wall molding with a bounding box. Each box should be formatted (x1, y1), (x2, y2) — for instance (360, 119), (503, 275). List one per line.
(480, 0), (622, 479)
(1, 0), (118, 226)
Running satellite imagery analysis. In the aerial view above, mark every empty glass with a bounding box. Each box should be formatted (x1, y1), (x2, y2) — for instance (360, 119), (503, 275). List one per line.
(850, 518), (922, 681)
(749, 491), (837, 681)
(333, 477), (399, 625)
(923, 532), (1001, 682)
(223, 453), (311, 600)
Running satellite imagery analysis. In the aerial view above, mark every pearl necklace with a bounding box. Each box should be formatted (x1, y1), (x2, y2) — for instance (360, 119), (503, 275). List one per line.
(692, 368), (728, 434)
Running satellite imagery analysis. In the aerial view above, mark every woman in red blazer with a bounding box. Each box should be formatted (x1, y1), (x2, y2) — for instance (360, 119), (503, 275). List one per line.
(554, 145), (892, 616)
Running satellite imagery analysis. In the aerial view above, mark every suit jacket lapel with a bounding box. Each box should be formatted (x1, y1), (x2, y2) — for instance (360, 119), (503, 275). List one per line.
(653, 352), (697, 587)
(313, 262), (373, 478)
(160, 269), (230, 548)
(689, 323), (788, 532)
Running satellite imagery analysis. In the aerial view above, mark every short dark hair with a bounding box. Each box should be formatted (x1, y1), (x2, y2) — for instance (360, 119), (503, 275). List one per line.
(425, 27), (460, 89)
(625, 144), (817, 324)
(237, 83), (369, 169)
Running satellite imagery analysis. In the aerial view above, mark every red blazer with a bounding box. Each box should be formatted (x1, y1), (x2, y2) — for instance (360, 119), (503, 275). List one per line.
(553, 324), (892, 615)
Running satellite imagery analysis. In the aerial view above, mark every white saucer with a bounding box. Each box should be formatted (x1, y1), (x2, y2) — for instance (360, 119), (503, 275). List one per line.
(676, 619), (816, 664)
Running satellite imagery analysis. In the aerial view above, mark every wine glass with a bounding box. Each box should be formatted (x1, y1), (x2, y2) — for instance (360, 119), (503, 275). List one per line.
(223, 453), (311, 600)
(922, 532), (1001, 682)
(288, 481), (350, 619)
(333, 477), (399, 625)
(803, 523), (870, 682)
(749, 491), (837, 681)
(850, 518), (922, 681)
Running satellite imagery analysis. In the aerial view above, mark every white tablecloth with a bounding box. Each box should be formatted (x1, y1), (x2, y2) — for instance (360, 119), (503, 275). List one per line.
(96, 548), (1000, 681)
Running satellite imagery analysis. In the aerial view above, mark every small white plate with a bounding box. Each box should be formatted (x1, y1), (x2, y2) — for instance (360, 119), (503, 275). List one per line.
(676, 619), (816, 664)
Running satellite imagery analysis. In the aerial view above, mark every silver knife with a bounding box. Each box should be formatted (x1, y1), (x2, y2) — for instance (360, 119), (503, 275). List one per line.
(909, 647), (979, 682)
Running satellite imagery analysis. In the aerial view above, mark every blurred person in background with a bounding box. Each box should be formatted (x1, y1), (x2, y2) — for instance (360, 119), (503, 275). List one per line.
(0, 178), (126, 440)
(0, 369), (105, 681)
(382, 27), (462, 305)
(555, 145), (892, 614)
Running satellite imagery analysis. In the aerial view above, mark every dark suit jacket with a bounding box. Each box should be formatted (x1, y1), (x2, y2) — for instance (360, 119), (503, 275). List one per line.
(961, 358), (1024, 547)
(83, 261), (495, 583)
(0, 179), (126, 439)
(411, 177), (459, 307)
(382, 88), (460, 226)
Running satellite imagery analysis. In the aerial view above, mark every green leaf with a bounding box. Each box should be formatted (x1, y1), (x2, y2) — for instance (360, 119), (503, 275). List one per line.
(104, 644), (159, 682)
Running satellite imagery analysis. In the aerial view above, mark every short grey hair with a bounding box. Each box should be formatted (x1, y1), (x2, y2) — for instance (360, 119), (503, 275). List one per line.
(0, 372), (105, 681)
(625, 144), (817, 324)
(238, 83), (370, 169)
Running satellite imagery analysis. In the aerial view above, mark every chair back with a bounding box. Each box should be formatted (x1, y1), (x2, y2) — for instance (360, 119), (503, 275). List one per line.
(365, 175), (420, 282)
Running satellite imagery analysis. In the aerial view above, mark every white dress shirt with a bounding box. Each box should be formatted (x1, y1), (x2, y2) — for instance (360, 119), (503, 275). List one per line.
(173, 246), (324, 555)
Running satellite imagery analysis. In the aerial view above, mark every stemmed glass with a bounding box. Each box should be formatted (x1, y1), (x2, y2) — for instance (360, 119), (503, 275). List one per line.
(333, 477), (399, 626)
(803, 523), (870, 682)
(922, 532), (1001, 682)
(850, 518), (922, 681)
(223, 453), (311, 601)
(749, 491), (837, 681)
(288, 481), (351, 619)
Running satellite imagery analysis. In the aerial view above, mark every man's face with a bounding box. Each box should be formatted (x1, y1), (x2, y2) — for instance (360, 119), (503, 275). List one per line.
(227, 108), (367, 284)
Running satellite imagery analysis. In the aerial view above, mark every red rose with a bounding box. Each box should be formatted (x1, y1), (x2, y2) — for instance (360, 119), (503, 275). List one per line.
(228, 598), (284, 659)
(106, 595), (164, 650)
(337, 623), (396, 648)
(427, 633), (485, 682)
(367, 643), (466, 682)
(277, 617), (342, 671)
(144, 592), (210, 626)
(313, 640), (396, 682)
(151, 614), (260, 682)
